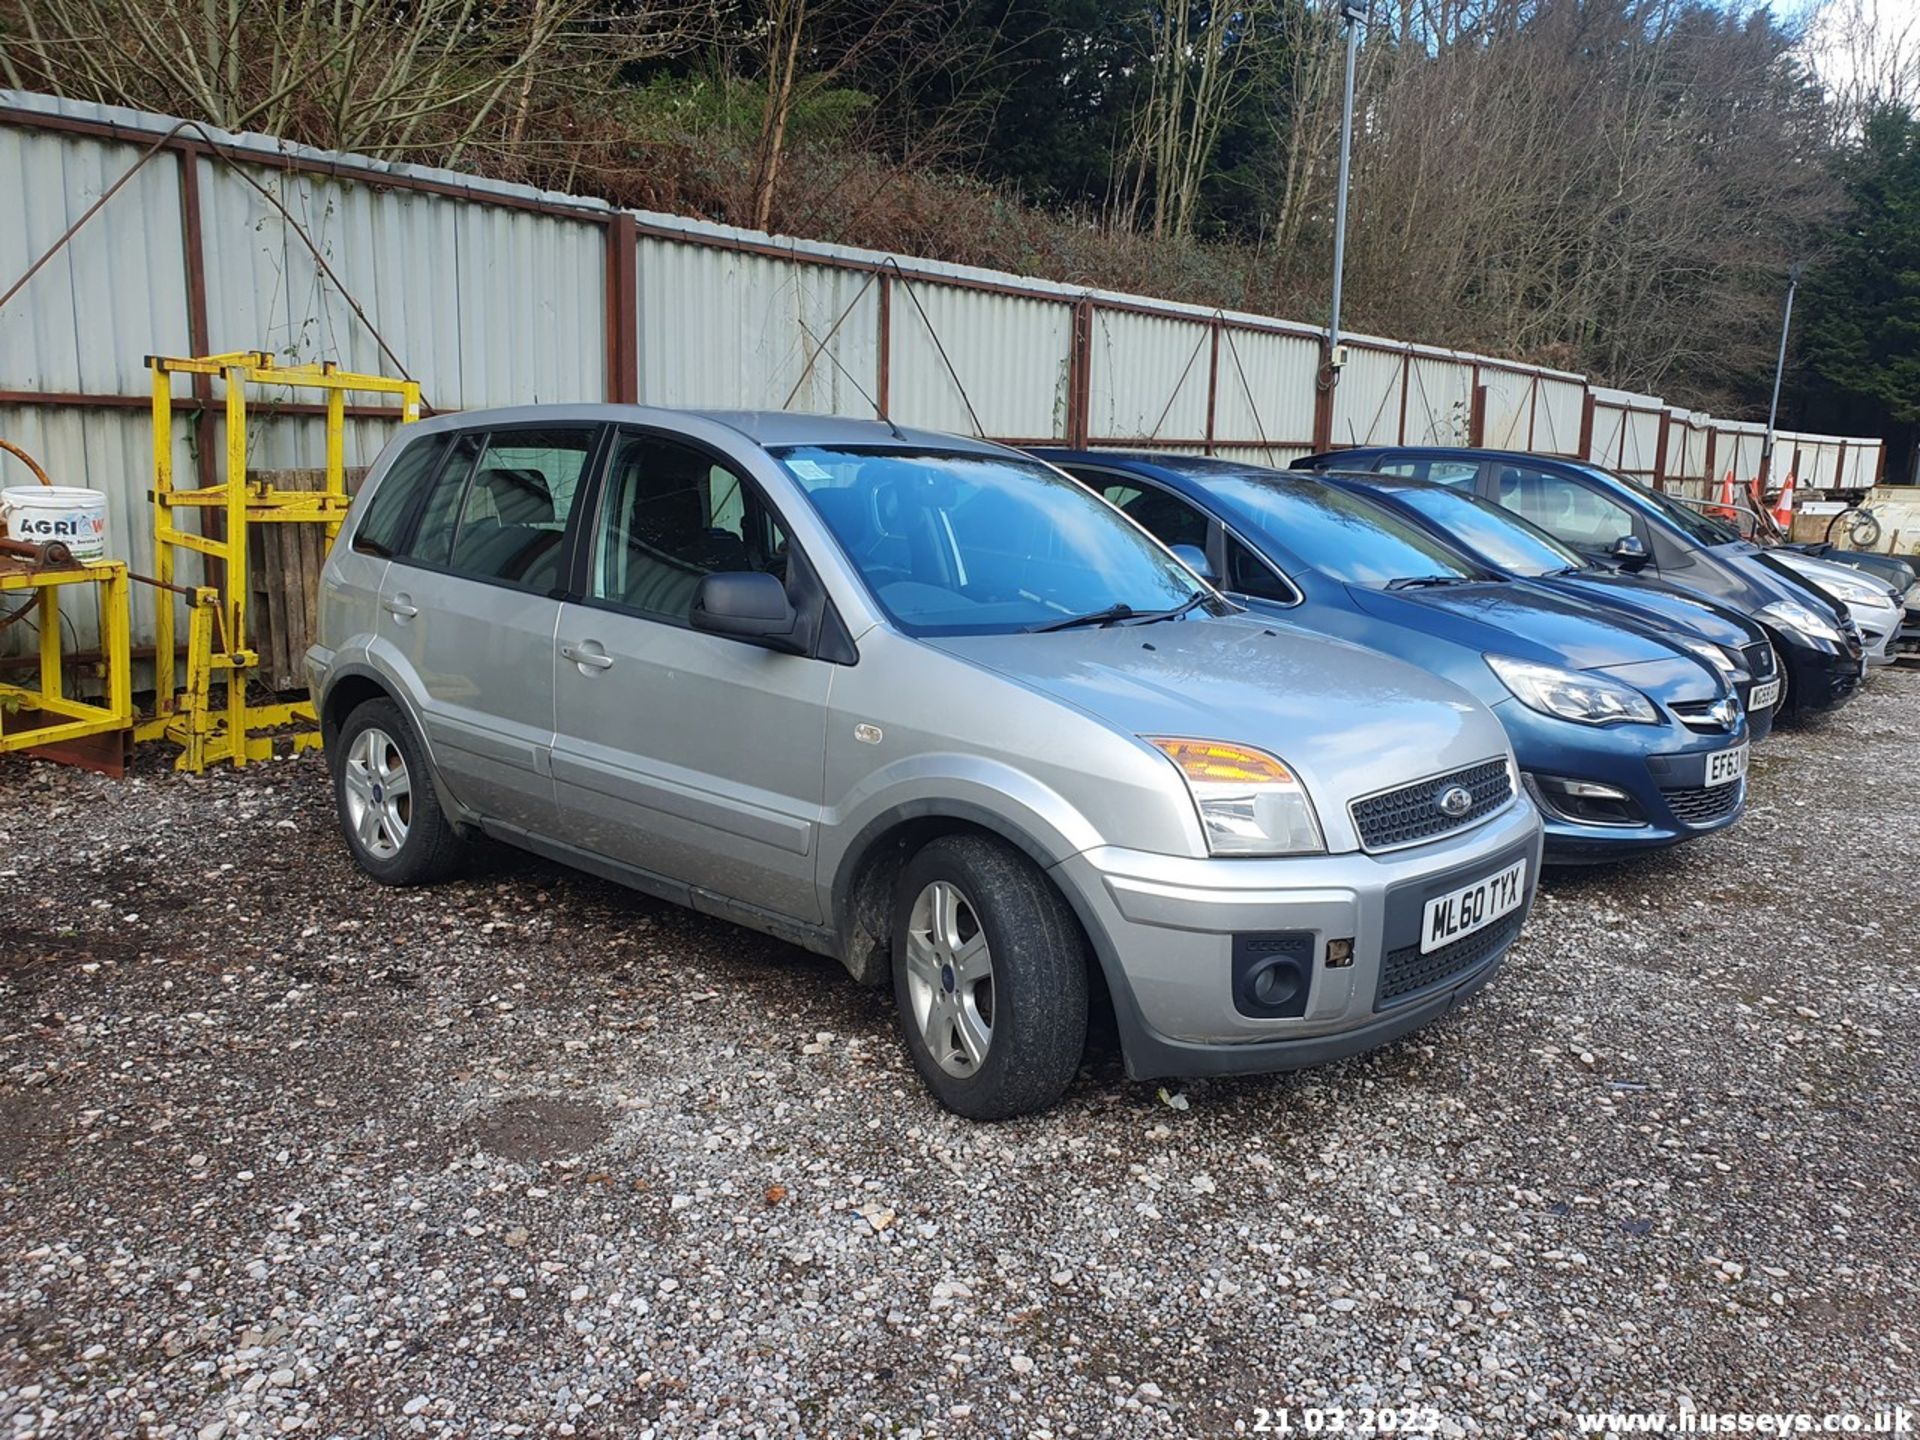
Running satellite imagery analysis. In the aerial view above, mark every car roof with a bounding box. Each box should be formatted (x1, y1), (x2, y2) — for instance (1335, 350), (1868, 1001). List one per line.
(1314, 446), (1592, 466)
(410, 403), (1015, 457)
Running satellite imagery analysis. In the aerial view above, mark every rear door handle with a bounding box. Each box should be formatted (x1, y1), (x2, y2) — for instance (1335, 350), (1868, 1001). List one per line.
(384, 595), (419, 620)
(560, 641), (615, 671)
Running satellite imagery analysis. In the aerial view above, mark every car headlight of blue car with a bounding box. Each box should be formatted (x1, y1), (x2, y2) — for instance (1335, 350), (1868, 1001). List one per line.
(1484, 655), (1661, 726)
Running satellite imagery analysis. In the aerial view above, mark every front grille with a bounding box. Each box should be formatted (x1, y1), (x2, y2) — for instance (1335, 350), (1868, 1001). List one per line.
(1742, 641), (1777, 679)
(1662, 779), (1744, 827)
(1350, 758), (1512, 852)
(1377, 912), (1523, 1008)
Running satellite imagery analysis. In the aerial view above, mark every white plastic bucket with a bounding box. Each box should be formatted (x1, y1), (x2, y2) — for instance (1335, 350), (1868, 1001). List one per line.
(1, 485), (108, 560)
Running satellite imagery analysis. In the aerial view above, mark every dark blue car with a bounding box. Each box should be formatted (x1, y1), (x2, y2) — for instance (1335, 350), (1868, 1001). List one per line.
(1032, 450), (1752, 863)
(1300, 468), (1780, 743)
(1291, 447), (1863, 718)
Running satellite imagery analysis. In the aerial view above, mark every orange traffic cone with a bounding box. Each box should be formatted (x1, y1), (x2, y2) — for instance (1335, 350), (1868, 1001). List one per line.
(1711, 469), (1736, 519)
(1772, 473), (1796, 534)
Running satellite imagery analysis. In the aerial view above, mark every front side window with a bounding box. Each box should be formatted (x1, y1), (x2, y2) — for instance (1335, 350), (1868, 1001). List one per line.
(1595, 467), (1742, 545)
(592, 433), (788, 623)
(1494, 466), (1639, 550)
(1211, 475), (1488, 588)
(353, 433), (446, 555)
(774, 447), (1207, 635)
(1394, 486), (1586, 577)
(1078, 475), (1210, 551)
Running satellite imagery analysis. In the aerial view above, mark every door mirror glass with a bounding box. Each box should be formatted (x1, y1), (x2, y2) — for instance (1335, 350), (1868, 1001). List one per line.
(1169, 542), (1217, 583)
(691, 571), (803, 651)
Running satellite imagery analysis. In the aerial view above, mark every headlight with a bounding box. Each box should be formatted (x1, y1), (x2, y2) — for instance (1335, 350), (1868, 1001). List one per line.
(1757, 598), (1842, 645)
(1674, 637), (1738, 683)
(1816, 570), (1895, 608)
(1484, 655), (1660, 726)
(1149, 738), (1325, 856)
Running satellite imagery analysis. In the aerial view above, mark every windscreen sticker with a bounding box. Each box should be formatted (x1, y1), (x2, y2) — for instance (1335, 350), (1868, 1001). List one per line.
(787, 459), (833, 481)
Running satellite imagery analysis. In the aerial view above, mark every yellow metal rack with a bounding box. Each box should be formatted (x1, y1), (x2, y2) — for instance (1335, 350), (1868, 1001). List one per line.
(136, 351), (420, 771)
(0, 555), (132, 758)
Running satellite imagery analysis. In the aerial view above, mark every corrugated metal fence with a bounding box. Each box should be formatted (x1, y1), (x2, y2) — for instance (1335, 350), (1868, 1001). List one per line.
(0, 90), (1888, 663)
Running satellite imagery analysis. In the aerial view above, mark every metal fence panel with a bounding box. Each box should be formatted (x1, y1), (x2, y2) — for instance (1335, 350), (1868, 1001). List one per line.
(886, 282), (1073, 441)
(1329, 345), (1405, 447)
(1086, 309), (1212, 444)
(200, 157), (605, 411)
(1211, 326), (1319, 451)
(0, 125), (192, 396)
(1404, 355), (1474, 445)
(635, 238), (880, 416)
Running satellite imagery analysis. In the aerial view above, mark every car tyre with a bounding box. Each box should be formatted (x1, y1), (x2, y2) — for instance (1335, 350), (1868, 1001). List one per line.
(891, 834), (1089, 1120)
(331, 697), (466, 886)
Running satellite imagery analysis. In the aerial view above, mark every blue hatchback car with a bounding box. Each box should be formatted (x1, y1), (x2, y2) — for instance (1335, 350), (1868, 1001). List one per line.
(1302, 469), (1780, 744)
(1032, 450), (1752, 863)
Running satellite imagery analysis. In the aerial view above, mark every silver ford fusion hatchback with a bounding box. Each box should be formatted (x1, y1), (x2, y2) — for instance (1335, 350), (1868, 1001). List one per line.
(308, 407), (1544, 1118)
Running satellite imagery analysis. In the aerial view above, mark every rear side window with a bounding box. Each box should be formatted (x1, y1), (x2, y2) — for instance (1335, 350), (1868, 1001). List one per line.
(352, 435), (446, 556)
(399, 428), (597, 592)
(447, 429), (596, 589)
(1378, 457), (1481, 488)
(1495, 466), (1637, 549)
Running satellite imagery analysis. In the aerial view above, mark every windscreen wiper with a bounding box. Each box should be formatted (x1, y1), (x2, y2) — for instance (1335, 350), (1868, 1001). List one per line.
(1132, 592), (1215, 624)
(1026, 602), (1136, 633)
(1385, 574), (1478, 590)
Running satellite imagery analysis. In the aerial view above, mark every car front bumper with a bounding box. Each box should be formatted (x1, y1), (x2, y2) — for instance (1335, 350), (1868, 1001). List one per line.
(1773, 630), (1863, 713)
(1053, 796), (1543, 1079)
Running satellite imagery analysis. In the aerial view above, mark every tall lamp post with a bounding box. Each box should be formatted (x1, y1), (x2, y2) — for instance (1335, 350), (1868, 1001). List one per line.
(1759, 262), (1803, 487)
(1325, 0), (1369, 382)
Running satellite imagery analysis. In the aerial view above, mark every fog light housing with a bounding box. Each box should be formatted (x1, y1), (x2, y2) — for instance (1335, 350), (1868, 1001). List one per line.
(1232, 932), (1313, 1019)
(1524, 773), (1644, 828)
(1326, 937), (1354, 968)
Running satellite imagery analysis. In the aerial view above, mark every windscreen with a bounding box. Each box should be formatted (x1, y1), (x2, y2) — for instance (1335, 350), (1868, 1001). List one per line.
(1390, 485), (1587, 577)
(1212, 475), (1490, 587)
(774, 447), (1206, 635)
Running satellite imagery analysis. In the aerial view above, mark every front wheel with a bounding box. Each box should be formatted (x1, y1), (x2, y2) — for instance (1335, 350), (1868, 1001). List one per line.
(331, 697), (467, 886)
(891, 834), (1090, 1120)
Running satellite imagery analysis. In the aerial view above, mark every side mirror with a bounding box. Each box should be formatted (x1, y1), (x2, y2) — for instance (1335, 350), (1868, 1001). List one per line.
(691, 571), (804, 652)
(1608, 533), (1649, 571)
(1170, 542), (1218, 585)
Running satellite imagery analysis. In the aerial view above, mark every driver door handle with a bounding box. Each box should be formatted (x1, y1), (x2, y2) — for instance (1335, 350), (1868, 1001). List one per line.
(560, 641), (615, 671)
(383, 595), (419, 620)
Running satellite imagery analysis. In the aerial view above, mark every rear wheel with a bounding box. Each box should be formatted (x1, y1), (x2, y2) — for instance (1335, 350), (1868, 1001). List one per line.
(891, 834), (1089, 1120)
(331, 697), (466, 885)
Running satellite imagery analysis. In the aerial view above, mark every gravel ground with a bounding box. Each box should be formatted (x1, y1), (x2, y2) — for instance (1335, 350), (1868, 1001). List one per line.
(3, 673), (1918, 1440)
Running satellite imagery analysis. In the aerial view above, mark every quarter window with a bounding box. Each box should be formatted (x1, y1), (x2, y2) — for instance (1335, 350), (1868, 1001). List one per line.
(1226, 539), (1297, 603)
(592, 433), (789, 623)
(1494, 466), (1638, 549)
(352, 434), (446, 556)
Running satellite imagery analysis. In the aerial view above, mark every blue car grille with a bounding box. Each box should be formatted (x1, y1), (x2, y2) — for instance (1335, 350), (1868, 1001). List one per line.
(1377, 911), (1523, 1008)
(1349, 758), (1512, 852)
(1662, 779), (1744, 827)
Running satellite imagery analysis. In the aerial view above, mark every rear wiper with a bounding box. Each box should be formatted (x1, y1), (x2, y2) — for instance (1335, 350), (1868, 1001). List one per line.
(1027, 602), (1135, 633)
(1385, 574), (1478, 590)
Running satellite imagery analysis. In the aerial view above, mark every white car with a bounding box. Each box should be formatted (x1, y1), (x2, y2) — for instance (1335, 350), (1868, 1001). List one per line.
(1770, 550), (1904, 667)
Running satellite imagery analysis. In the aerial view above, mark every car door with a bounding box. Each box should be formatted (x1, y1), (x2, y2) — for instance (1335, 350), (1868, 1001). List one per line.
(1482, 462), (1648, 566)
(377, 424), (602, 834)
(549, 428), (832, 922)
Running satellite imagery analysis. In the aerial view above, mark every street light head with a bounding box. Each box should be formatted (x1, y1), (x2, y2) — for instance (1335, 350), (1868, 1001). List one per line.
(1340, 0), (1371, 21)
